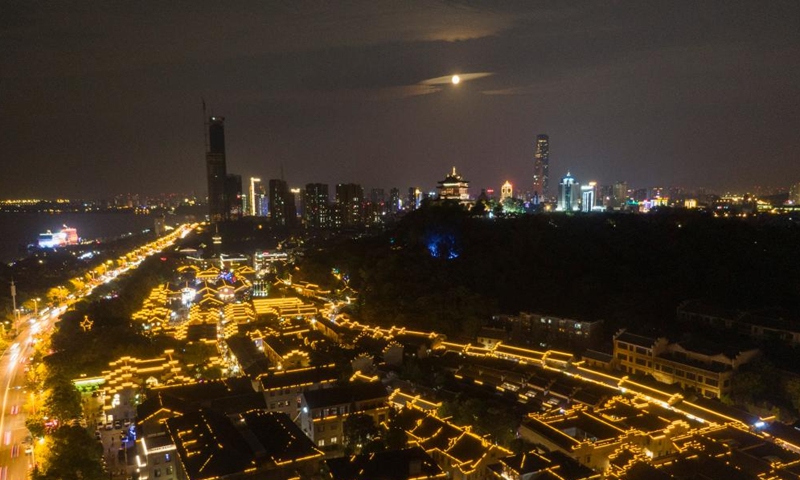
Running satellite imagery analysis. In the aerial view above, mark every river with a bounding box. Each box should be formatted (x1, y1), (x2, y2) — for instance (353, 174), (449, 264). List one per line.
(0, 212), (185, 263)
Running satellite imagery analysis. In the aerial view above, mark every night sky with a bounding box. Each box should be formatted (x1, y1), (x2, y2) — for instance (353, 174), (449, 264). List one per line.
(2, 1), (799, 199)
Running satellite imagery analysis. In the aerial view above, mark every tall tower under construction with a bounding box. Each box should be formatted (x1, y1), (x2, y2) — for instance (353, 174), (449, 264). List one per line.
(532, 134), (550, 202)
(206, 116), (227, 223)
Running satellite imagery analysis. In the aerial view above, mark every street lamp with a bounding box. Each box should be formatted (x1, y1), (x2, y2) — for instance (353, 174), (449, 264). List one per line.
(33, 298), (40, 316)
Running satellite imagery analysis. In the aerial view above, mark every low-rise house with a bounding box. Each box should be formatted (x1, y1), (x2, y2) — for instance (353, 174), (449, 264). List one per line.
(299, 380), (389, 449)
(613, 329), (759, 398)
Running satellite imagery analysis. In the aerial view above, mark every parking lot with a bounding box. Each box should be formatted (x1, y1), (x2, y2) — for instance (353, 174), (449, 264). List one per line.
(83, 390), (138, 478)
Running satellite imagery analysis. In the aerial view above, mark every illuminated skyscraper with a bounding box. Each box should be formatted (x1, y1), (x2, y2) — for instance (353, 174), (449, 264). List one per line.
(269, 179), (296, 226)
(335, 183), (364, 228)
(581, 182), (599, 212)
(248, 177), (261, 216)
(389, 188), (401, 213)
(206, 116), (227, 223)
(304, 183), (330, 229)
(557, 172), (580, 211)
(532, 134), (549, 202)
(612, 181), (628, 210)
(789, 182), (800, 205)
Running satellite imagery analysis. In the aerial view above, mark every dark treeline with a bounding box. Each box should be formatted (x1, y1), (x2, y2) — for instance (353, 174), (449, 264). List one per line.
(299, 204), (800, 340)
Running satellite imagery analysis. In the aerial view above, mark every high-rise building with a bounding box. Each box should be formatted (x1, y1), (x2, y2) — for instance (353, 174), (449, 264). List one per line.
(303, 183), (330, 229)
(581, 182), (599, 212)
(225, 174), (242, 220)
(269, 179), (287, 226)
(369, 188), (385, 205)
(407, 187), (421, 210)
(335, 183), (364, 228)
(255, 182), (268, 216)
(532, 134), (550, 201)
(268, 179), (298, 226)
(290, 188), (302, 221)
(557, 172), (580, 211)
(500, 181), (513, 201)
(612, 181), (628, 210)
(789, 182), (800, 205)
(248, 177), (261, 216)
(389, 188), (401, 213)
(206, 116), (227, 223)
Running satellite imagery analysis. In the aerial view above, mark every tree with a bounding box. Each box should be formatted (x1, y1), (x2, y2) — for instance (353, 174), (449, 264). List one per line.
(343, 413), (378, 452)
(37, 426), (104, 480)
(43, 375), (81, 422)
(385, 423), (407, 450)
(784, 378), (800, 413)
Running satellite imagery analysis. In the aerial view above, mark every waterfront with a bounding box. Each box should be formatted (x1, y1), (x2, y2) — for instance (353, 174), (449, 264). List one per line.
(0, 213), (181, 263)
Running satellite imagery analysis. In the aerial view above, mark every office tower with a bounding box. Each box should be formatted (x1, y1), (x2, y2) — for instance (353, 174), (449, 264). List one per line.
(557, 172), (580, 211)
(269, 179), (292, 226)
(304, 183), (330, 229)
(369, 188), (385, 205)
(256, 182), (268, 216)
(269, 179), (286, 225)
(284, 188), (297, 227)
(599, 184), (614, 209)
(500, 181), (513, 201)
(206, 116), (227, 223)
(407, 187), (420, 210)
(248, 178), (261, 216)
(532, 134), (550, 201)
(289, 188), (302, 222)
(580, 182), (599, 212)
(225, 174), (242, 220)
(790, 182), (800, 205)
(613, 181), (628, 209)
(389, 188), (401, 213)
(336, 183), (364, 228)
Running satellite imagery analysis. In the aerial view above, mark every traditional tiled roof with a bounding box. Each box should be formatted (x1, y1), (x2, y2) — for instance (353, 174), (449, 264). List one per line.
(326, 446), (445, 480)
(166, 409), (256, 479)
(614, 331), (657, 348)
(241, 410), (322, 465)
(259, 364), (339, 391)
(302, 381), (387, 410)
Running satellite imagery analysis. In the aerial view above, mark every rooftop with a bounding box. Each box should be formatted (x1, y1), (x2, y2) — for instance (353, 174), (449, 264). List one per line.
(326, 446), (445, 480)
(302, 381), (388, 410)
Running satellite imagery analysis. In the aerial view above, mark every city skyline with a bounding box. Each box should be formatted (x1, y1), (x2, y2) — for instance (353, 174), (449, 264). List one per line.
(2, 2), (799, 198)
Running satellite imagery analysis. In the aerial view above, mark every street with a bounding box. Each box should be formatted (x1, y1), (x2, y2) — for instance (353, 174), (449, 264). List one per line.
(0, 312), (53, 480)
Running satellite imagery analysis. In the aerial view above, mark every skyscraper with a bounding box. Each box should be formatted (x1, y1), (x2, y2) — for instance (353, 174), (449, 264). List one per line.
(335, 183), (364, 228)
(248, 177), (261, 216)
(304, 183), (330, 229)
(268, 179), (296, 227)
(389, 188), (401, 213)
(206, 116), (227, 223)
(532, 134), (550, 202)
(580, 182), (599, 212)
(613, 181), (628, 210)
(791, 182), (800, 205)
(557, 172), (580, 211)
(269, 179), (288, 226)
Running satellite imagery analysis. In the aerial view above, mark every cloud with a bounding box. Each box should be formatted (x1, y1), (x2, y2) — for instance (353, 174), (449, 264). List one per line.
(420, 72), (494, 85)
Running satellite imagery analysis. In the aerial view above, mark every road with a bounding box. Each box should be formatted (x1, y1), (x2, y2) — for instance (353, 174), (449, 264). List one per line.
(0, 224), (197, 478)
(0, 311), (57, 480)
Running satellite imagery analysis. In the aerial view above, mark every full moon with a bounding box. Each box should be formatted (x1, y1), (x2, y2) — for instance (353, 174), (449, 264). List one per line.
(451, 75), (460, 85)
